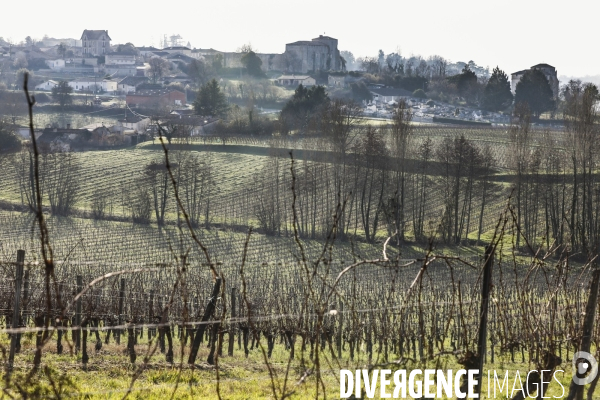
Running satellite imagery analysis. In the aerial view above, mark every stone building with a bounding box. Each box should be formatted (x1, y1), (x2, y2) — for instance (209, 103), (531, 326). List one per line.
(511, 64), (559, 99)
(197, 34), (342, 74)
(284, 35), (341, 73)
(80, 30), (111, 56)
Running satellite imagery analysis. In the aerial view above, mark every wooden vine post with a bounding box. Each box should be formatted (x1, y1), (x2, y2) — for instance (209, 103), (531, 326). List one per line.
(475, 244), (494, 397)
(75, 275), (83, 353)
(7, 250), (25, 373)
(228, 287), (236, 357)
(188, 277), (222, 365)
(18, 268), (30, 353)
(116, 278), (125, 345)
(336, 301), (343, 358)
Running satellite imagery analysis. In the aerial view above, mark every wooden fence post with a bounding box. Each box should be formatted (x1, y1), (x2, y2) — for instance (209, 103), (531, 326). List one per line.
(82, 318), (89, 370)
(228, 287), (236, 357)
(127, 322), (136, 364)
(336, 301), (343, 359)
(18, 268), (30, 353)
(7, 250), (25, 373)
(57, 283), (64, 354)
(158, 295), (165, 354)
(188, 277), (221, 365)
(75, 275), (82, 353)
(148, 290), (154, 340)
(116, 278), (125, 345)
(475, 244), (494, 398)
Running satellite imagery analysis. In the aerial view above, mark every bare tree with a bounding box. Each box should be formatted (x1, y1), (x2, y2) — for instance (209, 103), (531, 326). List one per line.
(357, 125), (387, 243)
(128, 182), (152, 224)
(176, 151), (216, 228)
(145, 159), (171, 229)
(44, 151), (81, 216)
(321, 99), (363, 237)
(388, 100), (412, 244)
(509, 102), (532, 248)
(148, 57), (170, 84)
(90, 187), (110, 219)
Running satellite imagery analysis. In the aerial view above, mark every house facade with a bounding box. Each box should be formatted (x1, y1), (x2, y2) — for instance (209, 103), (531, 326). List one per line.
(275, 75), (316, 87)
(118, 76), (149, 94)
(105, 51), (137, 76)
(105, 52), (136, 66)
(35, 80), (59, 91)
(116, 116), (151, 133)
(80, 30), (111, 56)
(370, 87), (413, 104)
(68, 79), (117, 93)
(284, 35), (342, 73)
(45, 59), (65, 71)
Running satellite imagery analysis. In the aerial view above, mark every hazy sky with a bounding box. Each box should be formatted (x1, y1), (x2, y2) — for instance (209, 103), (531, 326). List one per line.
(2, 0), (598, 78)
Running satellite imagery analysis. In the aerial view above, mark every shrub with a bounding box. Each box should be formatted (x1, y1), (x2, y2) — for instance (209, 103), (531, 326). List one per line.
(413, 89), (427, 99)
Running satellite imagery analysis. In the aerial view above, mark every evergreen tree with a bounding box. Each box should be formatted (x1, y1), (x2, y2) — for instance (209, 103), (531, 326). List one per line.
(0, 119), (21, 153)
(51, 80), (73, 108)
(456, 65), (477, 97)
(279, 84), (329, 133)
(482, 66), (513, 111)
(193, 79), (228, 117)
(514, 69), (555, 117)
(350, 82), (373, 102)
(240, 51), (266, 78)
(448, 65), (477, 103)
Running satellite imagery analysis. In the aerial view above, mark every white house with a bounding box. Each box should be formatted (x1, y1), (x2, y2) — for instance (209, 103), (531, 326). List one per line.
(103, 79), (118, 93)
(369, 87), (413, 104)
(275, 75), (316, 87)
(45, 59), (65, 71)
(117, 76), (149, 94)
(35, 80), (59, 91)
(68, 79), (117, 93)
(105, 52), (136, 66)
(116, 115), (150, 133)
(69, 79), (100, 92)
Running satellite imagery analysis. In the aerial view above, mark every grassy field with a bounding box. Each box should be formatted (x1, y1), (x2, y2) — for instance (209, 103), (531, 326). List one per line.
(2, 330), (582, 399)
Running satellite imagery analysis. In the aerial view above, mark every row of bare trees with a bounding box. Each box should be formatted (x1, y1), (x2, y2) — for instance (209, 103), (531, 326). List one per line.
(13, 148), (80, 215)
(5, 92), (599, 256)
(509, 86), (600, 257)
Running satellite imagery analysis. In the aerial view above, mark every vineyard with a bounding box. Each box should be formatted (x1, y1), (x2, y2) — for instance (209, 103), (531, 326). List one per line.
(0, 125), (552, 239)
(0, 219), (596, 398)
(1, 98), (600, 399)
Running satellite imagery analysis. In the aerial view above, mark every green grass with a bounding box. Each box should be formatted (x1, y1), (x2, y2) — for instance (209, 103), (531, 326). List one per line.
(1, 332), (583, 399)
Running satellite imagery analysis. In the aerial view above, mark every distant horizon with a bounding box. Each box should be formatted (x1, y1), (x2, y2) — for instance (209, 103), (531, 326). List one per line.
(1, 0), (597, 78)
